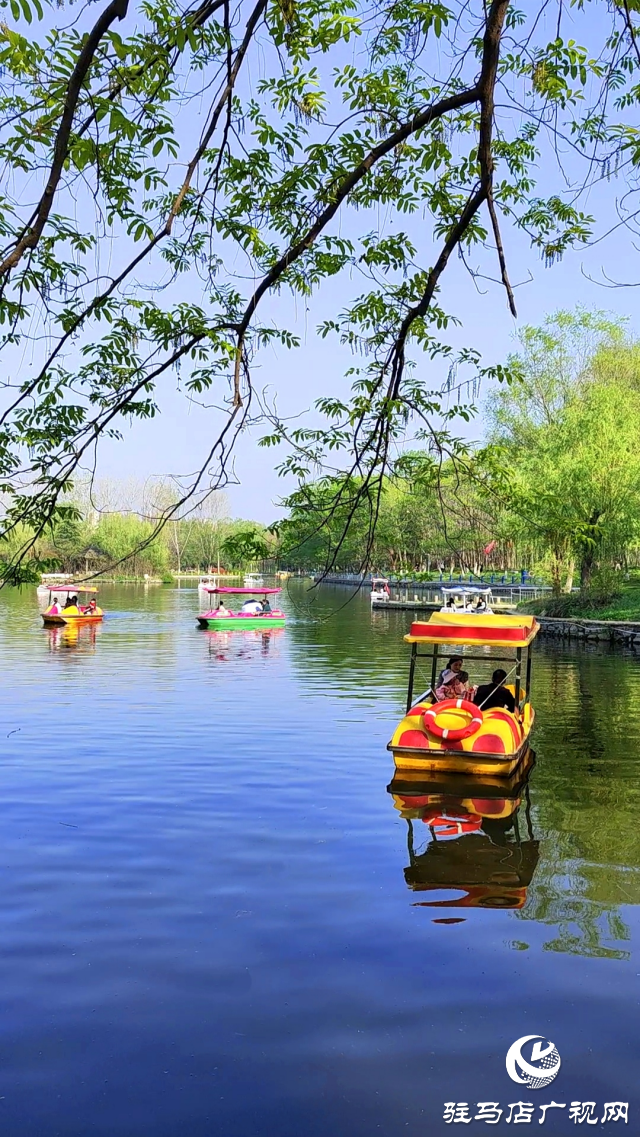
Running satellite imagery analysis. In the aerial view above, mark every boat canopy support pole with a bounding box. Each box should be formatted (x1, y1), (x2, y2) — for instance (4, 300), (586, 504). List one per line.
(406, 642), (418, 712)
(407, 819), (415, 863)
(430, 646), (439, 700)
(515, 647), (522, 708)
(524, 780), (534, 840)
(525, 648), (532, 705)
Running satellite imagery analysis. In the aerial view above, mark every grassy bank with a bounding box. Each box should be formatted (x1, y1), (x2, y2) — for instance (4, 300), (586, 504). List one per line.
(519, 584), (640, 622)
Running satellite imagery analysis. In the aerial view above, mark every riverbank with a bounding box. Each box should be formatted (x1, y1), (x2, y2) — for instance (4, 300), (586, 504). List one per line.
(521, 583), (640, 622)
(537, 615), (640, 645)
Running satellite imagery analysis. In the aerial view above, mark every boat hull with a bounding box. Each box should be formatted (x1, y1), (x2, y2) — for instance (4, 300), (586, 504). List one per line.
(196, 615), (286, 629)
(42, 614), (104, 626)
(388, 748), (535, 795)
(389, 699), (534, 776)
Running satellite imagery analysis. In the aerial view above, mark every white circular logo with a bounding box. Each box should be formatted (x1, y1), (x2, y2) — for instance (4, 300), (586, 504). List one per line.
(506, 1036), (561, 1089)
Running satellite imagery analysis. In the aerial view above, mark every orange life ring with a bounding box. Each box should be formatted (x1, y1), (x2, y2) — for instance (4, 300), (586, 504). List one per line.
(425, 814), (483, 838)
(423, 698), (483, 742)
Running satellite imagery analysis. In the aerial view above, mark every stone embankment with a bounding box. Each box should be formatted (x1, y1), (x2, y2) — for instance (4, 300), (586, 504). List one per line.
(537, 616), (640, 646)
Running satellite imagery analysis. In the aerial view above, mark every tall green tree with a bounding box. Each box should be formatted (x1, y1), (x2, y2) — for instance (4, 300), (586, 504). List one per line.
(485, 312), (640, 592)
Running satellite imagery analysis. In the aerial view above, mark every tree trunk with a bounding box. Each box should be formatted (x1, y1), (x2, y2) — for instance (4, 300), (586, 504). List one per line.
(551, 549), (562, 597)
(563, 558), (575, 593)
(580, 552), (595, 590)
(580, 512), (602, 591)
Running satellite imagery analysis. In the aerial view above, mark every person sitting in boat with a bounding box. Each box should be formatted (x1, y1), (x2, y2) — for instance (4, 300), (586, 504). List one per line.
(48, 600), (60, 615)
(241, 598), (263, 615)
(261, 597), (272, 613)
(473, 668), (516, 713)
(62, 595), (77, 610)
(84, 599), (98, 616)
(438, 656), (463, 687)
(435, 669), (474, 702)
(216, 601), (231, 616)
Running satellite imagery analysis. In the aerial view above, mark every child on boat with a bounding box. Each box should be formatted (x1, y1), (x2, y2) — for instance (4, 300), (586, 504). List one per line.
(435, 669), (475, 702)
(437, 656), (463, 687)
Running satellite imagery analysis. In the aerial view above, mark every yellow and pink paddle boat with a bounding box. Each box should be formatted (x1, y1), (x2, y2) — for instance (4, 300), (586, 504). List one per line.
(42, 585), (104, 627)
(388, 610), (540, 777)
(196, 586), (286, 629)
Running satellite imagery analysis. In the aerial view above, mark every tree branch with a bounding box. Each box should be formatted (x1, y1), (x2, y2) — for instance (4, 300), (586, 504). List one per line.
(0, 0), (130, 279)
(487, 190), (517, 317)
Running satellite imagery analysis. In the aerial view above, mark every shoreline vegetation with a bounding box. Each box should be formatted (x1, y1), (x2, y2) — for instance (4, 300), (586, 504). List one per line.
(3, 481), (278, 586)
(518, 581), (640, 624)
(11, 313), (640, 628)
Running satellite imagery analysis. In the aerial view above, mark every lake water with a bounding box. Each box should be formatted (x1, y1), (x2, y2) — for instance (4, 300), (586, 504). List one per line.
(0, 582), (637, 1136)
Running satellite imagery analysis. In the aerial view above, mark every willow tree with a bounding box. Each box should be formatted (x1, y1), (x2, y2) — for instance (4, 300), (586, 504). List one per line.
(484, 312), (640, 592)
(0, 0), (638, 578)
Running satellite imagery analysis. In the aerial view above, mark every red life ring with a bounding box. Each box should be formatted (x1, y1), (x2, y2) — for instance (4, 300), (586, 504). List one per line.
(424, 814), (483, 838)
(423, 698), (483, 742)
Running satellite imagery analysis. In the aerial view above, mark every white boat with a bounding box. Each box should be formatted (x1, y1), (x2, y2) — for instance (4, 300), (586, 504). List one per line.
(37, 573), (73, 597)
(244, 572), (264, 587)
(371, 577), (390, 604)
(198, 574), (219, 591)
(439, 585), (494, 614)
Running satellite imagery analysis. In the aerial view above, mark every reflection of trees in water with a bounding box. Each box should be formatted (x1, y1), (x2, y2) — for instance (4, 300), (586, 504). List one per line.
(286, 588), (411, 699)
(518, 643), (640, 958)
(518, 870), (634, 961)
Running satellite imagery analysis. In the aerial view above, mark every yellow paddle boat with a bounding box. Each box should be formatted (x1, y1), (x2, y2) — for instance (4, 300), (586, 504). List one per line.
(42, 585), (104, 627)
(388, 610), (540, 776)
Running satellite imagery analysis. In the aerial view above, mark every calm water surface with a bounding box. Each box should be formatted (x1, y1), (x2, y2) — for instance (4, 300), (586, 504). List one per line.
(0, 582), (637, 1136)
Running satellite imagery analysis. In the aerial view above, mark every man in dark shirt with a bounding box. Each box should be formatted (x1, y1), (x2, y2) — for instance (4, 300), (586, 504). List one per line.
(474, 668), (516, 713)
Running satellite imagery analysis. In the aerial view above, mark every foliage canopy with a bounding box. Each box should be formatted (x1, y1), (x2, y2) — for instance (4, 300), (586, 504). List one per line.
(0, 0), (639, 576)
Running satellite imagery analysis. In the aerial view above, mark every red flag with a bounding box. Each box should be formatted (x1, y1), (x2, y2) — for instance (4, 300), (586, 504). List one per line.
(483, 540), (497, 556)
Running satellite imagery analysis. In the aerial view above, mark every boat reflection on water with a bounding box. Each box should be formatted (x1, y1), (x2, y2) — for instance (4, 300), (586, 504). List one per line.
(46, 621), (101, 653)
(388, 751), (539, 913)
(205, 627), (285, 661)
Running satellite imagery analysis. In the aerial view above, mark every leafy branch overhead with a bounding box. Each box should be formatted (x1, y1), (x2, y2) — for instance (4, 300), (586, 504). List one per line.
(0, 0), (637, 577)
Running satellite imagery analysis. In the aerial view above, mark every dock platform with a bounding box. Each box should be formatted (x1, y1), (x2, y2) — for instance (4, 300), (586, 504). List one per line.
(372, 598), (518, 612)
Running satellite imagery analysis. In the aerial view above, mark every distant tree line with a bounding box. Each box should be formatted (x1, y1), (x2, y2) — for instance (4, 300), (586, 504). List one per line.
(277, 311), (640, 597)
(0, 481), (276, 579)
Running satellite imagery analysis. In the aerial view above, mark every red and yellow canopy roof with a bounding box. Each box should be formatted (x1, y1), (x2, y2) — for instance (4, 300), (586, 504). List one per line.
(404, 611), (540, 648)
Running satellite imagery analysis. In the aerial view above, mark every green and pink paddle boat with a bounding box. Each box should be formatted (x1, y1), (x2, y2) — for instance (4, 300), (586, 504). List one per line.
(196, 586), (286, 630)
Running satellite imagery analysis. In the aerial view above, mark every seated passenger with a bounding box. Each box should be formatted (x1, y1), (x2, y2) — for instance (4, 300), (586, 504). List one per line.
(48, 600), (60, 615)
(438, 656), (463, 687)
(473, 668), (516, 713)
(261, 598), (272, 613)
(436, 669), (474, 702)
(62, 596), (75, 609)
(216, 601), (230, 616)
(86, 599), (98, 615)
(241, 599), (263, 615)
